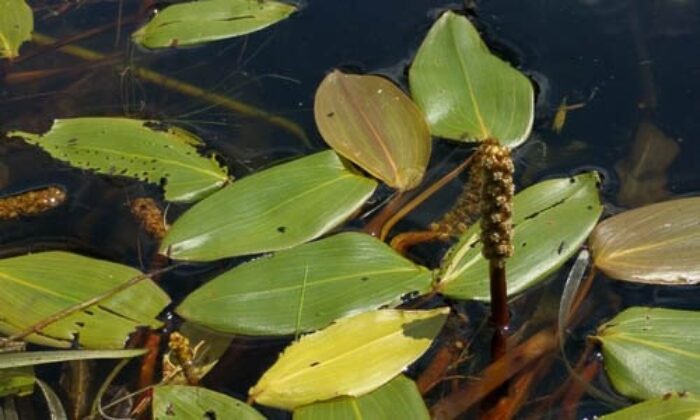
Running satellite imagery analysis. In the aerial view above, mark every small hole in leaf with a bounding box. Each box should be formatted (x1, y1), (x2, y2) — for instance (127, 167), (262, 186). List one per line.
(75, 322), (85, 328)
(204, 410), (216, 420)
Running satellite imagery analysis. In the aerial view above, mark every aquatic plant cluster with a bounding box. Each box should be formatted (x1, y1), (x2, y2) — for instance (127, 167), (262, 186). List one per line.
(0, 1), (698, 419)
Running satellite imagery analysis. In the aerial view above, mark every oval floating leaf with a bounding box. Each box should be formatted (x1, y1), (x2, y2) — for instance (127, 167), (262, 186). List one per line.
(0, 252), (170, 349)
(0, 349), (145, 369)
(314, 70), (431, 190)
(153, 385), (265, 420)
(132, 0), (296, 49)
(601, 393), (700, 420)
(409, 11), (534, 147)
(249, 308), (449, 410)
(590, 196), (700, 285)
(293, 375), (429, 420)
(9, 118), (229, 203)
(439, 172), (602, 300)
(177, 232), (433, 335)
(160, 151), (377, 261)
(594, 307), (700, 400)
(0, 0), (32, 59)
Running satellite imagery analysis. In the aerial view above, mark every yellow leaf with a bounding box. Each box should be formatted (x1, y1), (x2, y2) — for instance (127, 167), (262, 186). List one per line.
(249, 308), (449, 410)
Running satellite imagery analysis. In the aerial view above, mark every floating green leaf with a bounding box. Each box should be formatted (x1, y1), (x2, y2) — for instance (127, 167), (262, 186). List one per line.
(0, 367), (34, 398)
(594, 307), (700, 400)
(293, 375), (429, 420)
(0, 252), (170, 349)
(601, 393), (700, 420)
(0, 349), (145, 369)
(438, 172), (602, 300)
(314, 70), (431, 190)
(177, 232), (433, 335)
(160, 151), (377, 261)
(409, 11), (534, 147)
(0, 0), (32, 59)
(9, 118), (229, 203)
(153, 385), (265, 420)
(250, 308), (448, 410)
(133, 0), (296, 49)
(590, 196), (700, 285)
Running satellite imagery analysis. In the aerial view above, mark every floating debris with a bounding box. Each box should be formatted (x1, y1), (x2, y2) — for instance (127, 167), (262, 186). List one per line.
(130, 197), (168, 239)
(0, 186), (67, 219)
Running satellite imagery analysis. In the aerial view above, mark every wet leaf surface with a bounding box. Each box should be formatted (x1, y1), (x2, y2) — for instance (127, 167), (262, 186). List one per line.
(160, 151), (377, 261)
(0, 0), (32, 59)
(409, 11), (534, 147)
(315, 70), (431, 190)
(9, 118), (229, 203)
(594, 307), (700, 400)
(590, 196), (700, 284)
(249, 308), (448, 410)
(133, 0), (296, 49)
(439, 172), (602, 300)
(153, 385), (265, 419)
(293, 375), (429, 420)
(177, 232), (433, 335)
(0, 252), (170, 349)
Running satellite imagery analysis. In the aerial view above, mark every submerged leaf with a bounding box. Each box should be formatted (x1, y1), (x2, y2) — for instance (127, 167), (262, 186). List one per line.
(0, 367), (34, 398)
(590, 196), (700, 285)
(160, 151), (377, 261)
(439, 172), (602, 300)
(250, 308), (449, 410)
(409, 11), (534, 147)
(177, 232), (433, 335)
(9, 118), (229, 203)
(293, 375), (429, 420)
(133, 0), (296, 49)
(314, 70), (431, 190)
(153, 385), (265, 419)
(601, 393), (700, 419)
(594, 307), (700, 400)
(0, 0), (33, 59)
(0, 252), (170, 349)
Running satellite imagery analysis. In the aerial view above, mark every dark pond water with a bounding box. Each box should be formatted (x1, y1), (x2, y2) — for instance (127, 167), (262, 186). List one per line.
(1, 0), (699, 418)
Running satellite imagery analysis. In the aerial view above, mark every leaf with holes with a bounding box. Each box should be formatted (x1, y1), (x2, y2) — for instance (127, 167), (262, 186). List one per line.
(293, 375), (429, 420)
(314, 70), (431, 190)
(601, 393), (700, 419)
(593, 307), (700, 400)
(133, 0), (296, 49)
(438, 172), (602, 300)
(590, 196), (700, 285)
(409, 11), (534, 147)
(153, 385), (265, 419)
(9, 118), (229, 203)
(177, 232), (433, 335)
(0, 252), (170, 349)
(160, 151), (377, 261)
(0, 0), (32, 59)
(249, 308), (449, 410)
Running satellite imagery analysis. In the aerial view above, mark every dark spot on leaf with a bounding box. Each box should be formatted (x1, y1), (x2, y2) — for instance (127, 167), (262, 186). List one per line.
(360, 276), (369, 282)
(84, 310), (94, 316)
(75, 322), (85, 328)
(67, 138), (78, 146)
(144, 121), (170, 132)
(309, 361), (320, 367)
(557, 241), (566, 254)
(521, 242), (527, 247)
(569, 177), (577, 184)
(587, 205), (593, 210)
(165, 403), (175, 415)
(160, 178), (167, 187)
(326, 112), (335, 117)
(204, 410), (216, 419)
(277, 226), (287, 233)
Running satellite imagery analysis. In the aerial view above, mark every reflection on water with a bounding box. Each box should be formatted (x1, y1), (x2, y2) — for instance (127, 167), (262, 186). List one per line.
(1, 0), (699, 418)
